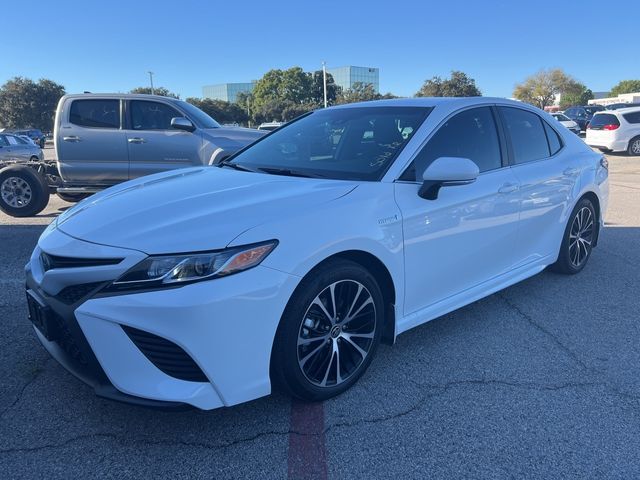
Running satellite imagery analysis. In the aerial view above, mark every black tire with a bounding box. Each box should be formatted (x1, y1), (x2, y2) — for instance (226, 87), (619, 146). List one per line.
(627, 136), (640, 156)
(0, 165), (49, 217)
(30, 156), (39, 162)
(57, 192), (91, 203)
(271, 259), (384, 402)
(549, 197), (597, 275)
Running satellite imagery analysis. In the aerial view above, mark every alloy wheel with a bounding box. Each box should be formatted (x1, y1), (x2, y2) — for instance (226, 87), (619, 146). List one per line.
(0, 177), (32, 208)
(568, 206), (594, 268)
(631, 139), (640, 155)
(297, 280), (377, 388)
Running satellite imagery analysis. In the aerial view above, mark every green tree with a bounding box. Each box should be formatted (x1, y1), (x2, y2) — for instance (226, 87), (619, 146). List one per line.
(186, 98), (248, 125)
(415, 71), (481, 97)
(335, 82), (382, 104)
(0, 77), (66, 131)
(251, 67), (316, 122)
(513, 69), (587, 109)
(310, 71), (341, 107)
(559, 87), (594, 109)
(609, 80), (640, 97)
(130, 86), (180, 98)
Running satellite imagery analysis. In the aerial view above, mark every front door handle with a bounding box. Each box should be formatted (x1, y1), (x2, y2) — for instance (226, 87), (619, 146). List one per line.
(63, 136), (81, 142)
(128, 137), (147, 144)
(563, 167), (579, 176)
(498, 182), (519, 194)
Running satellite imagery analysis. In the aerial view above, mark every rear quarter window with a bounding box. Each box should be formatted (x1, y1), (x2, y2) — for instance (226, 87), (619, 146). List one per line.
(622, 111), (640, 124)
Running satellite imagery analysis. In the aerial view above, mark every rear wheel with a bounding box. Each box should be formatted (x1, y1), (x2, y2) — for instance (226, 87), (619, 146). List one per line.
(550, 198), (596, 274)
(272, 259), (384, 401)
(0, 165), (49, 217)
(627, 136), (640, 156)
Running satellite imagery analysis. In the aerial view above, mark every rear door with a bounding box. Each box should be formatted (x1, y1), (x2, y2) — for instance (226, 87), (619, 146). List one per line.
(0, 135), (14, 161)
(56, 98), (128, 184)
(125, 99), (203, 179)
(498, 106), (581, 266)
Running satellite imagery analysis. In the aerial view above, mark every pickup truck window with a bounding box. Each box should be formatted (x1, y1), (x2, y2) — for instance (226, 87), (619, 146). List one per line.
(70, 100), (120, 128)
(131, 101), (182, 130)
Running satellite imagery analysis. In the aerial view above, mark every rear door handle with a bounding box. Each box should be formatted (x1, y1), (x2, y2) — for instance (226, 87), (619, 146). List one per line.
(498, 182), (519, 194)
(563, 167), (579, 175)
(128, 137), (147, 144)
(62, 136), (81, 142)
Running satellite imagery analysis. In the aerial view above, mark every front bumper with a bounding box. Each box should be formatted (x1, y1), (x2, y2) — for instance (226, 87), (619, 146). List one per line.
(27, 227), (299, 410)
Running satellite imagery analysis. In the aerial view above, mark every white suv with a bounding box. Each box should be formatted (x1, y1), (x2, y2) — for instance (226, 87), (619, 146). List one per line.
(586, 107), (640, 156)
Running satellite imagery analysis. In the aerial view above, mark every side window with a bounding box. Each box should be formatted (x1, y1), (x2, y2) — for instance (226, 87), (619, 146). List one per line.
(565, 108), (574, 117)
(403, 107), (502, 181)
(14, 136), (28, 145)
(543, 121), (562, 155)
(69, 100), (120, 128)
(0, 136), (9, 146)
(500, 107), (550, 164)
(130, 101), (182, 130)
(6, 135), (19, 146)
(623, 111), (640, 124)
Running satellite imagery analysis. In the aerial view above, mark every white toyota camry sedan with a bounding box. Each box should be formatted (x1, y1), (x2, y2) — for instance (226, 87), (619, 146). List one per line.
(26, 98), (609, 410)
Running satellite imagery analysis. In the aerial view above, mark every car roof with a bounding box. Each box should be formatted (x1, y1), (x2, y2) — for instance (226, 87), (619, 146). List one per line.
(613, 106), (640, 113)
(330, 97), (529, 110)
(61, 93), (182, 102)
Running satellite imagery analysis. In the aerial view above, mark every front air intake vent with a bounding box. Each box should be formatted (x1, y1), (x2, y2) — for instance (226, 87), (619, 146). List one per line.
(55, 282), (104, 305)
(121, 326), (208, 383)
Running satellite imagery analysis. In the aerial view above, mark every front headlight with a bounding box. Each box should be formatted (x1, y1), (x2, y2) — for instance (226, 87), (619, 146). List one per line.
(104, 240), (277, 292)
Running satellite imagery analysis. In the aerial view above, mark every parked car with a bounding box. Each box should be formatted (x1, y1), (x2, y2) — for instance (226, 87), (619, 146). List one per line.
(257, 121), (283, 131)
(26, 97), (608, 410)
(0, 133), (44, 162)
(54, 93), (266, 196)
(8, 128), (46, 148)
(605, 103), (638, 110)
(0, 94), (266, 218)
(564, 105), (605, 131)
(551, 112), (580, 134)
(585, 107), (640, 155)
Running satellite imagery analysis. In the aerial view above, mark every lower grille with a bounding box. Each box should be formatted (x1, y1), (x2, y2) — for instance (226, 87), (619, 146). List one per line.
(55, 282), (104, 305)
(50, 310), (88, 366)
(121, 326), (208, 383)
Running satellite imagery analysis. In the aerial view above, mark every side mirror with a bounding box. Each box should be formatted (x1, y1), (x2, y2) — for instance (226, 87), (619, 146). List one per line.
(419, 157), (479, 200)
(170, 117), (195, 132)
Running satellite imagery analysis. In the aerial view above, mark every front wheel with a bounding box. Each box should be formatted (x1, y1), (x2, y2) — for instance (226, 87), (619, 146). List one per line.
(550, 198), (597, 274)
(271, 259), (384, 401)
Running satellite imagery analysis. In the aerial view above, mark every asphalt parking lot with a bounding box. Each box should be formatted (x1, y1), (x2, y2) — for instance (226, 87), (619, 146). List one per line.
(1, 147), (640, 479)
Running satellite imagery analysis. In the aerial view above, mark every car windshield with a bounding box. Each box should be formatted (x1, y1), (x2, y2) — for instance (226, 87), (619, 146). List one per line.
(176, 100), (221, 129)
(229, 106), (431, 181)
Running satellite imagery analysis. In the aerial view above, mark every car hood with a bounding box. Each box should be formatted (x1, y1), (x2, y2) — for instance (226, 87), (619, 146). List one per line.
(201, 126), (266, 151)
(55, 167), (357, 254)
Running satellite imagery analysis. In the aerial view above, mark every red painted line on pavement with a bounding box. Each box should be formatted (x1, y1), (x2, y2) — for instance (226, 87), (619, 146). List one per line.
(288, 399), (327, 479)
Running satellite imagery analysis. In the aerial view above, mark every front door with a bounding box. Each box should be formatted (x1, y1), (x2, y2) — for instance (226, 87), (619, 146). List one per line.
(125, 100), (203, 179)
(395, 106), (521, 315)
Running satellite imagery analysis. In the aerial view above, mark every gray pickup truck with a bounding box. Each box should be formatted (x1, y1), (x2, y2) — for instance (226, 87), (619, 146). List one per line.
(0, 93), (265, 217)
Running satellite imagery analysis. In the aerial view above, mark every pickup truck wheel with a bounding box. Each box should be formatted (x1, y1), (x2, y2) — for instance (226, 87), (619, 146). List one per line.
(0, 165), (49, 217)
(57, 192), (91, 203)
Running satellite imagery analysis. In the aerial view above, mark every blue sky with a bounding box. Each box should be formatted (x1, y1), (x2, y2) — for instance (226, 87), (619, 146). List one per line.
(3, 0), (639, 99)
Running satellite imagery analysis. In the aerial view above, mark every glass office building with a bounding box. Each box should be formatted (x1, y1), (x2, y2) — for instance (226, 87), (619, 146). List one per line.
(326, 66), (379, 93)
(202, 82), (255, 103)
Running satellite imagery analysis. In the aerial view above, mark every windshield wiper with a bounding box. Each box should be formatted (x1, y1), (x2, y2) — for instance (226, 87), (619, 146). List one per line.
(217, 160), (256, 172)
(256, 167), (325, 178)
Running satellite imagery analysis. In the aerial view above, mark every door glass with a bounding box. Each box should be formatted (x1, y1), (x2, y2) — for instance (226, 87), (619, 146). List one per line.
(6, 135), (18, 145)
(130, 101), (182, 130)
(500, 107), (550, 164)
(402, 107), (502, 181)
(0, 136), (9, 146)
(70, 100), (120, 128)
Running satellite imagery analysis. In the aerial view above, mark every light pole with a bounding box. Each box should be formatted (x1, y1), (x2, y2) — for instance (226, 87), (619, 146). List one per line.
(147, 71), (155, 95)
(322, 61), (328, 108)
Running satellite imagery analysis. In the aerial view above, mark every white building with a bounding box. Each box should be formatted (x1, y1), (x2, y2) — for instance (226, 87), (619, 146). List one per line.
(589, 92), (640, 106)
